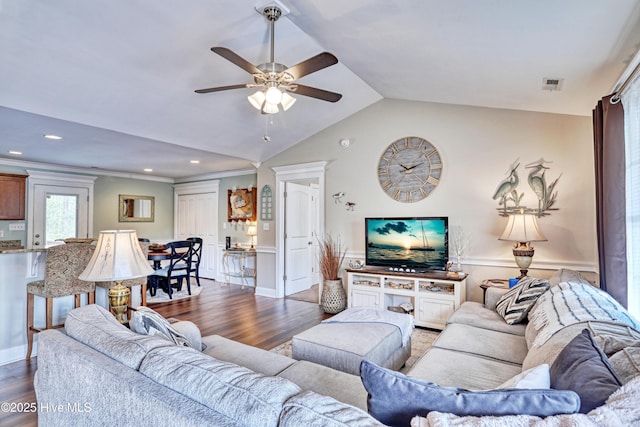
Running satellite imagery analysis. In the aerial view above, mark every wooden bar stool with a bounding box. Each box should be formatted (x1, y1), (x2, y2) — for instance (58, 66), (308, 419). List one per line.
(26, 243), (96, 359)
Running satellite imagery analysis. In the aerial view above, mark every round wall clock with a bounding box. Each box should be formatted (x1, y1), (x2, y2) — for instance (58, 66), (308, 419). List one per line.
(377, 136), (443, 203)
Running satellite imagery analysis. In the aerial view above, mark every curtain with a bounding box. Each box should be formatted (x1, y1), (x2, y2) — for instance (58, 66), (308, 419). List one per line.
(593, 95), (627, 306)
(621, 80), (640, 317)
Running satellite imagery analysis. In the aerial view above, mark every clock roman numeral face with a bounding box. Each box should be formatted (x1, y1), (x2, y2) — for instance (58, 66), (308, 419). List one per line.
(377, 136), (443, 203)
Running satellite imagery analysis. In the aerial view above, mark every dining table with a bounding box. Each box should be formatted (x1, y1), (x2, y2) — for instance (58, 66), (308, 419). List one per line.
(148, 250), (171, 270)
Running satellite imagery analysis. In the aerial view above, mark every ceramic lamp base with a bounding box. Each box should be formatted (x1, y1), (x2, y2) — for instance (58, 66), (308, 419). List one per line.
(108, 281), (131, 323)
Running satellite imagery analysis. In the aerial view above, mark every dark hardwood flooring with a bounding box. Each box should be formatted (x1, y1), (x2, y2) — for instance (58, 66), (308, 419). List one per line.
(0, 279), (329, 427)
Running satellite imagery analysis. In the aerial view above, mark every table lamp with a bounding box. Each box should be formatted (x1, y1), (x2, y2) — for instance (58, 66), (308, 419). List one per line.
(499, 213), (547, 278)
(246, 224), (257, 250)
(79, 230), (154, 323)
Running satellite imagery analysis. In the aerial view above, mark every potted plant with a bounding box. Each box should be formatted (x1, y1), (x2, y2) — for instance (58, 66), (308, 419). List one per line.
(318, 234), (347, 313)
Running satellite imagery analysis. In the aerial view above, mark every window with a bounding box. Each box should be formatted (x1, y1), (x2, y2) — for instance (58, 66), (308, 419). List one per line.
(622, 79), (640, 318)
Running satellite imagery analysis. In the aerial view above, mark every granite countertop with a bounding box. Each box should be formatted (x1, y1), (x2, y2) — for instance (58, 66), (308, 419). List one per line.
(0, 240), (45, 254)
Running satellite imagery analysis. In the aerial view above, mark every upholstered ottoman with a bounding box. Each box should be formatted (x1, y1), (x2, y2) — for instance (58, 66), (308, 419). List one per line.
(291, 307), (413, 375)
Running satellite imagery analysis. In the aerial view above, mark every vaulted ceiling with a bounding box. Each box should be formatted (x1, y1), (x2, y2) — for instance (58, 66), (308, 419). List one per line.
(1, 0), (639, 179)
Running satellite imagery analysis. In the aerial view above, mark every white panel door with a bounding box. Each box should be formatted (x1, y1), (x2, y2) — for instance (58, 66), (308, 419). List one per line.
(176, 192), (217, 279)
(32, 185), (89, 248)
(284, 182), (313, 295)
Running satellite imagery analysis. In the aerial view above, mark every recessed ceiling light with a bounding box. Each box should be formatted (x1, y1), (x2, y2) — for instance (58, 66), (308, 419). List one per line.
(43, 134), (63, 140)
(144, 168), (153, 172)
(9, 150), (22, 155)
(190, 160), (200, 164)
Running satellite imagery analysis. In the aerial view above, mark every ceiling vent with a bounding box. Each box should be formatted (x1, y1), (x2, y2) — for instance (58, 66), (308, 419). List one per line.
(542, 77), (564, 91)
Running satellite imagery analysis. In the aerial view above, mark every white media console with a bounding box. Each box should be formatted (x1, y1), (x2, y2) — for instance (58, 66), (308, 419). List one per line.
(345, 267), (466, 330)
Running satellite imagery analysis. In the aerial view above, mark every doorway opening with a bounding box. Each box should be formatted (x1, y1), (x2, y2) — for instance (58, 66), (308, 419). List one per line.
(273, 161), (326, 300)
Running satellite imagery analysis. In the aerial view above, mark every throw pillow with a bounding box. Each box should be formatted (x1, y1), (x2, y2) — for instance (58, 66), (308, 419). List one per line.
(609, 346), (640, 384)
(495, 364), (550, 389)
(359, 360), (580, 427)
(495, 276), (550, 324)
(130, 306), (194, 348)
(550, 329), (622, 413)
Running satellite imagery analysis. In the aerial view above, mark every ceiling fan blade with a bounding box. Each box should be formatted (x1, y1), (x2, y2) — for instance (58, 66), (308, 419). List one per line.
(195, 84), (248, 94)
(211, 47), (262, 75)
(293, 84), (342, 102)
(283, 52), (338, 80)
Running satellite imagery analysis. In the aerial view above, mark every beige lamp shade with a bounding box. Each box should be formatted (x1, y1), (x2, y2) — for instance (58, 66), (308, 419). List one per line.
(79, 230), (153, 282)
(499, 213), (547, 243)
(246, 225), (258, 237)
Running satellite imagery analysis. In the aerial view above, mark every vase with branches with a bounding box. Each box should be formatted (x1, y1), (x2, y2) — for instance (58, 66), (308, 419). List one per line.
(450, 225), (469, 272)
(318, 234), (347, 313)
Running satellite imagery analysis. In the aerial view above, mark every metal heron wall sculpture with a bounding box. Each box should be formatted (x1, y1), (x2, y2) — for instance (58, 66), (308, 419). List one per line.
(493, 158), (561, 217)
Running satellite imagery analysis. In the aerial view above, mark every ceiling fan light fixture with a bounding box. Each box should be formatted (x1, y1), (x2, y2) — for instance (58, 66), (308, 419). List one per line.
(248, 91), (266, 110)
(281, 92), (296, 111)
(262, 103), (279, 114)
(265, 86), (283, 105)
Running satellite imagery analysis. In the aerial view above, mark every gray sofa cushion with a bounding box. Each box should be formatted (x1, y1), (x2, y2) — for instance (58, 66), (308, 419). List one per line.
(548, 268), (593, 287)
(64, 304), (173, 370)
(279, 391), (383, 427)
(277, 360), (368, 410)
(522, 323), (588, 371)
(589, 322), (640, 356)
(408, 347), (521, 390)
(609, 346), (640, 384)
(447, 302), (526, 336)
(550, 329), (622, 413)
(139, 345), (301, 427)
(361, 360), (580, 427)
(202, 335), (296, 376)
(433, 323), (528, 365)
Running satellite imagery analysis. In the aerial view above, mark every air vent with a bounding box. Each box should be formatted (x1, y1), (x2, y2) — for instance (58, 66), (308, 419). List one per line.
(542, 77), (564, 91)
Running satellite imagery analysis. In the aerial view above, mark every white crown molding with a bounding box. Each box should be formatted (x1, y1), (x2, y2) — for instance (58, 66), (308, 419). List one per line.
(174, 168), (257, 184)
(1, 158), (173, 183)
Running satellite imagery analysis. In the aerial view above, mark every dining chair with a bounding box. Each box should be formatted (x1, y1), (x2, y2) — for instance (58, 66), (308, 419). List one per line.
(149, 240), (193, 299)
(26, 243), (96, 359)
(186, 237), (203, 287)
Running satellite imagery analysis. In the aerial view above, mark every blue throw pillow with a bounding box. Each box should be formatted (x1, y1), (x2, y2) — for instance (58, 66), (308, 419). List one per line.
(550, 329), (622, 413)
(360, 360), (580, 427)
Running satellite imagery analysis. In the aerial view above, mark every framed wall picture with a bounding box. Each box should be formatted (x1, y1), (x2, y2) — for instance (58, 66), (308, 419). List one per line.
(228, 188), (257, 222)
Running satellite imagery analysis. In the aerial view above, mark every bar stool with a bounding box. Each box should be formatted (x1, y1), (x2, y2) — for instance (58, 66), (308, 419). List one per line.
(26, 243), (96, 359)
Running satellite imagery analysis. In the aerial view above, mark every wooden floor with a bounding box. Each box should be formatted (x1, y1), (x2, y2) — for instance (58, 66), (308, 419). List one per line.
(0, 279), (329, 427)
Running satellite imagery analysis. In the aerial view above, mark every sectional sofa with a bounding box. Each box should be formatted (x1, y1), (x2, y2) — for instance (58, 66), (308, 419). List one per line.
(34, 269), (640, 426)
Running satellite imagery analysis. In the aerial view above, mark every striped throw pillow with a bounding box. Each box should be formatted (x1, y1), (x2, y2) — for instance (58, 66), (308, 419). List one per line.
(496, 277), (550, 324)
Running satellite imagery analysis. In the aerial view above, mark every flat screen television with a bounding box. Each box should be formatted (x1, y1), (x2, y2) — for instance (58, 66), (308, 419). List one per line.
(365, 217), (449, 271)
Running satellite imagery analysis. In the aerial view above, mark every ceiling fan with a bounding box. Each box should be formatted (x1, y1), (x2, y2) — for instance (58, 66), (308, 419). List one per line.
(195, 5), (342, 114)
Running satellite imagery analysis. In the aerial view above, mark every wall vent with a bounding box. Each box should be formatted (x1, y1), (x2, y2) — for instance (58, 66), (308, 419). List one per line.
(542, 77), (564, 91)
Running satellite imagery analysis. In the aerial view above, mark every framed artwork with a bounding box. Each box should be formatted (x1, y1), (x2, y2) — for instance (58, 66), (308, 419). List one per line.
(228, 188), (257, 222)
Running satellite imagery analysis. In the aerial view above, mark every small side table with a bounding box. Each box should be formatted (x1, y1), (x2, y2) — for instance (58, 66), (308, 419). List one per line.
(222, 249), (257, 291)
(479, 279), (509, 304)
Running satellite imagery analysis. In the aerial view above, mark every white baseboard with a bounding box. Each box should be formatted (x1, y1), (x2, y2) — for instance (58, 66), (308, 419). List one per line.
(0, 343), (32, 366)
(255, 287), (277, 298)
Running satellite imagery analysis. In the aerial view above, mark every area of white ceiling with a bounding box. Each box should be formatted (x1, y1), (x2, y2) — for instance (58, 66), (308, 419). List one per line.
(1, 0), (639, 179)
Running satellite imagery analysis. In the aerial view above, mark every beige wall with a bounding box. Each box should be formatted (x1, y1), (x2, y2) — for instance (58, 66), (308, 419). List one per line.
(93, 176), (174, 241)
(217, 174), (258, 248)
(257, 99), (595, 300)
